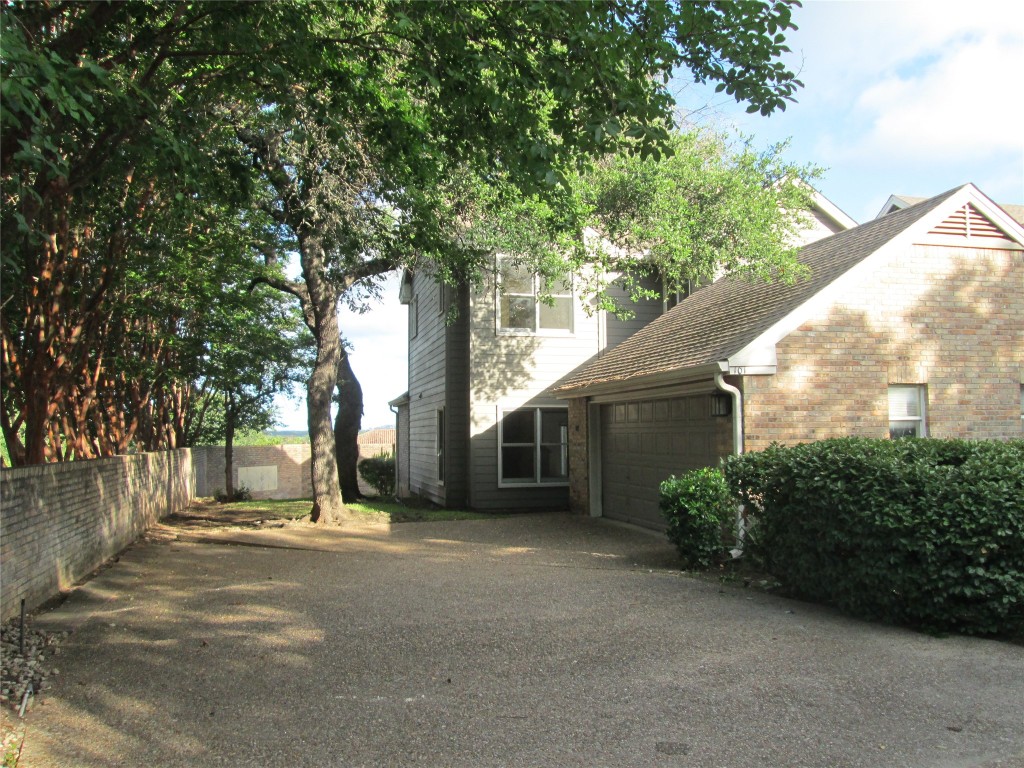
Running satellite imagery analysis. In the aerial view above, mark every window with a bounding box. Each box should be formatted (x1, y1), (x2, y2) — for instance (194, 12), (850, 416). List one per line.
(436, 408), (445, 484)
(499, 407), (569, 485)
(409, 295), (418, 339)
(663, 277), (696, 313)
(497, 260), (572, 333)
(888, 385), (927, 438)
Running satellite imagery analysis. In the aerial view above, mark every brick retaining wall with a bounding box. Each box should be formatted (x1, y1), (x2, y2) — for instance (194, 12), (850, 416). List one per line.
(0, 449), (195, 621)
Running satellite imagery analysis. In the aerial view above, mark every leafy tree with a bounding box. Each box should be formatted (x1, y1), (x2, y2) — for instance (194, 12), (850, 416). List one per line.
(571, 129), (824, 307)
(192, 284), (313, 501)
(3, 1), (807, 525)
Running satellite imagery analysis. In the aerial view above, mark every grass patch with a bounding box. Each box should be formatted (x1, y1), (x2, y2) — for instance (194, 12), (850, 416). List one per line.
(346, 500), (493, 523)
(208, 498), (313, 520)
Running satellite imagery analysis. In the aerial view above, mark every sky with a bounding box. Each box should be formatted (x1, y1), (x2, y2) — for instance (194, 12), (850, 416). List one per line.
(273, 0), (1024, 432)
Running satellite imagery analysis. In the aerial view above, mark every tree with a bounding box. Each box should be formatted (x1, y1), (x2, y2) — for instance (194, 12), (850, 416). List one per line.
(571, 129), (824, 307)
(232, 1), (807, 524)
(194, 285), (312, 501)
(334, 347), (364, 503)
(0, 1), (338, 463)
(3, 1), (807, 524)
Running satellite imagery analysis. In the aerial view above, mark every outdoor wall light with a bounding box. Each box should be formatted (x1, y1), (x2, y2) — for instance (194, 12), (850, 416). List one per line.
(711, 393), (732, 417)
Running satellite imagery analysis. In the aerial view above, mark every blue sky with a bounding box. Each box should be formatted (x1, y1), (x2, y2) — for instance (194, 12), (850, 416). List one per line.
(274, 0), (1024, 431)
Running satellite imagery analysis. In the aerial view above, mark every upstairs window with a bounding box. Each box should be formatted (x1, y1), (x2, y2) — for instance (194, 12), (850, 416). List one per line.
(409, 295), (419, 339)
(499, 407), (569, 485)
(889, 385), (927, 438)
(497, 260), (572, 334)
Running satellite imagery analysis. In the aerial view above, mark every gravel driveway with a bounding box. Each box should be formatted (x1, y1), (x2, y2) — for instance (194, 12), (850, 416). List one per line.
(14, 513), (1024, 767)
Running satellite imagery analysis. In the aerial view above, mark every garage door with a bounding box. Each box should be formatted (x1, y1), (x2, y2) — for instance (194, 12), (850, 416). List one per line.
(600, 395), (722, 530)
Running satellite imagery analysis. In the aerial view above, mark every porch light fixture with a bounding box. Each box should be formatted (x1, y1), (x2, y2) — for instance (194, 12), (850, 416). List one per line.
(711, 393), (732, 417)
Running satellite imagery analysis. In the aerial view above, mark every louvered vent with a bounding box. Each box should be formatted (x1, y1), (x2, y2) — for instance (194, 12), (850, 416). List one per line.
(929, 203), (1010, 241)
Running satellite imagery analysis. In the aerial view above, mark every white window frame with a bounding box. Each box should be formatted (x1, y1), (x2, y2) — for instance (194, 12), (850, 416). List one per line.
(497, 406), (570, 487)
(888, 384), (927, 438)
(495, 258), (573, 336)
(409, 294), (419, 339)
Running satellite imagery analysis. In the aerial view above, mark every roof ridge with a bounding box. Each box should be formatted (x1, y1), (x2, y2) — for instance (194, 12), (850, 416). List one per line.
(555, 185), (966, 393)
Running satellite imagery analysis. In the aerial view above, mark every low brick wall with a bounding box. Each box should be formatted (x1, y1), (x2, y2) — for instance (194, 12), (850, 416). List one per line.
(0, 449), (195, 621)
(196, 444), (312, 500)
(194, 444), (391, 499)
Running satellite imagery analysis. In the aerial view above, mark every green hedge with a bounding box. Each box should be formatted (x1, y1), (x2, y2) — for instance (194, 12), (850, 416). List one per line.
(660, 467), (735, 569)
(358, 453), (395, 497)
(723, 438), (1024, 635)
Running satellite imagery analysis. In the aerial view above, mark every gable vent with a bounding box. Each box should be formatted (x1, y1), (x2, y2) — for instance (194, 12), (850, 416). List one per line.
(929, 203), (1010, 241)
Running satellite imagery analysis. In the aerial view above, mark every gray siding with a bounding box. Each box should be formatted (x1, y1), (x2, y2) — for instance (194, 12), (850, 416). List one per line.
(605, 273), (664, 352)
(404, 262), (679, 512)
(466, 270), (605, 510)
(442, 285), (471, 506)
(406, 272), (450, 504)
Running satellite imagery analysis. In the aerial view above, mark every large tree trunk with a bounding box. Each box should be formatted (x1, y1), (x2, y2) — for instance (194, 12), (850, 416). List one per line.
(334, 347), (364, 503)
(303, 256), (349, 524)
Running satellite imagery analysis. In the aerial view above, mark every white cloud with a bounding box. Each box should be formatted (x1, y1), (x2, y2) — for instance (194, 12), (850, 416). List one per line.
(851, 33), (1024, 160)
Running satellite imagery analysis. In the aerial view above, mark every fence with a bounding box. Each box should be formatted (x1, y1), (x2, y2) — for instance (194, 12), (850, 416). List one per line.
(0, 449), (195, 621)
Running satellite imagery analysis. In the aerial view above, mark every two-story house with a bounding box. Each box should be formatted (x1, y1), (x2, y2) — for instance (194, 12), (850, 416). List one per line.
(390, 191), (857, 511)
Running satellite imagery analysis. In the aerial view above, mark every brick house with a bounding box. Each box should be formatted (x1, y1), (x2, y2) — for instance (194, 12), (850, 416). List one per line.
(553, 184), (1024, 530)
(391, 192), (857, 510)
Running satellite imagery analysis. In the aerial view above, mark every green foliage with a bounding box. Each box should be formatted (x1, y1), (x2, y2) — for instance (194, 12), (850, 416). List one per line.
(347, 500), (493, 524)
(724, 438), (1024, 635)
(214, 486), (253, 503)
(572, 129), (822, 311)
(358, 453), (396, 498)
(660, 467), (735, 570)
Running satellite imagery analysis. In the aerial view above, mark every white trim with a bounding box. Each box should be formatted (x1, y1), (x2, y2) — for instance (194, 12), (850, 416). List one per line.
(435, 407), (445, 486)
(809, 187), (858, 231)
(729, 184), (1024, 371)
(888, 384), (928, 438)
(586, 377), (720, 404)
(495, 257), (574, 336)
(554, 363), (723, 400)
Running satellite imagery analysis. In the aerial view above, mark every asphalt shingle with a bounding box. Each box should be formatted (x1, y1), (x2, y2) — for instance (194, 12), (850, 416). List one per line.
(555, 186), (964, 393)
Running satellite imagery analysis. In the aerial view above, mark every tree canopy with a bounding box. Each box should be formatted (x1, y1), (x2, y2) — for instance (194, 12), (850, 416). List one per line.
(2, 0), (808, 522)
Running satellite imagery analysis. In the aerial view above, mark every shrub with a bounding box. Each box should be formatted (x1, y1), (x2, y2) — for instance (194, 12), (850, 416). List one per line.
(723, 438), (1024, 635)
(359, 453), (395, 497)
(660, 467), (735, 570)
(214, 485), (252, 503)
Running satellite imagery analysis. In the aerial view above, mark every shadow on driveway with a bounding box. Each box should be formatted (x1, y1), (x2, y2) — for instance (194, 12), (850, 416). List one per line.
(21, 513), (1024, 768)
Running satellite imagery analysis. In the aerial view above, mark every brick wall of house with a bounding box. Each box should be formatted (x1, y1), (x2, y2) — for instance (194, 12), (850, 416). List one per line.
(0, 449), (195, 621)
(743, 243), (1023, 452)
(567, 398), (589, 514)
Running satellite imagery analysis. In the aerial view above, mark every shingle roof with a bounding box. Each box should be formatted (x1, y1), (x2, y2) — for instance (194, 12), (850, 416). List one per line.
(1001, 203), (1024, 227)
(555, 186), (964, 394)
(890, 195), (1024, 227)
(358, 427), (396, 445)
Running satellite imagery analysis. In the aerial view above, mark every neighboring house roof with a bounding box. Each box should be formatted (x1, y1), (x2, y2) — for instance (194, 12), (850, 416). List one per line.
(809, 187), (858, 231)
(358, 428), (396, 445)
(878, 194), (1024, 227)
(555, 183), (1024, 397)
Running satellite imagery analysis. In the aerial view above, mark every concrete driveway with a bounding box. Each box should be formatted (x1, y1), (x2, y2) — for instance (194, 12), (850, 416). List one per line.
(18, 513), (1024, 767)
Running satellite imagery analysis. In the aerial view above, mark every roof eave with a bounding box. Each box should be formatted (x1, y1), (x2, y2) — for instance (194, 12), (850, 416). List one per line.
(553, 362), (725, 400)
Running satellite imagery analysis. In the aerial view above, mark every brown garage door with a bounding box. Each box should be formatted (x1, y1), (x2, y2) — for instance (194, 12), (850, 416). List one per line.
(600, 395), (722, 530)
